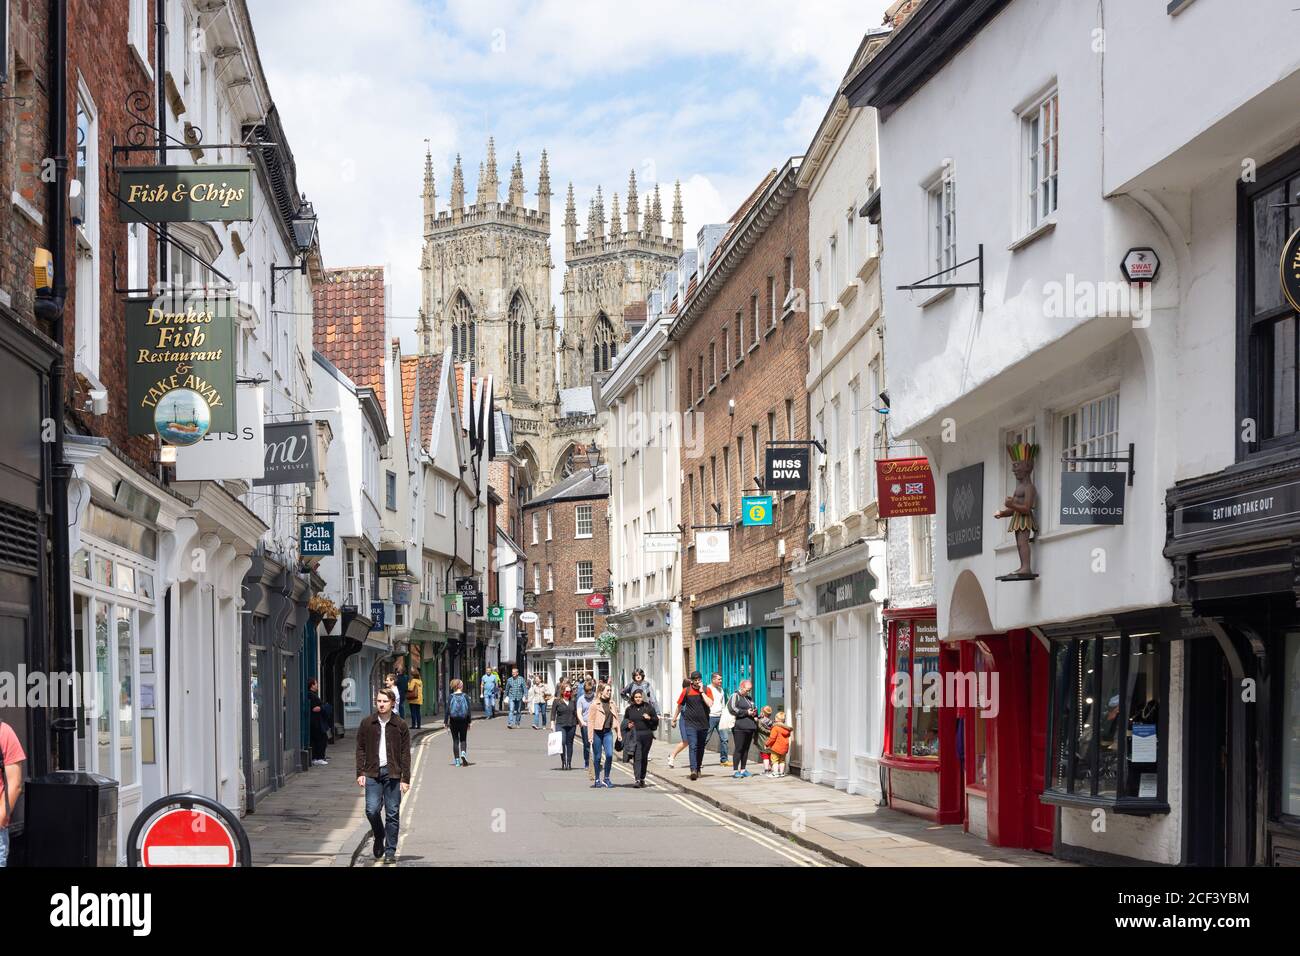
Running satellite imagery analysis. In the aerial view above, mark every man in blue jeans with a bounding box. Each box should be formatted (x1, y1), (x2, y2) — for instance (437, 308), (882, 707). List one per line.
(703, 672), (731, 767)
(356, 689), (411, 865)
(504, 666), (528, 728)
(481, 669), (499, 718)
(574, 679), (596, 778)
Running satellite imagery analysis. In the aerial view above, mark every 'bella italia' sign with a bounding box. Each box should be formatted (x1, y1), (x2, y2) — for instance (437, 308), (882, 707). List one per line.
(118, 165), (253, 223)
(126, 294), (236, 444)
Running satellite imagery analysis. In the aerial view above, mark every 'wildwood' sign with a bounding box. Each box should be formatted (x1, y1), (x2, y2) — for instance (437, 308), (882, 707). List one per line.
(118, 165), (253, 223)
(125, 294), (236, 443)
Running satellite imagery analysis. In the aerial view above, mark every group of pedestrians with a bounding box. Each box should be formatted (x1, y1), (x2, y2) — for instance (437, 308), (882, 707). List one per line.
(548, 673), (660, 787)
(664, 671), (793, 779)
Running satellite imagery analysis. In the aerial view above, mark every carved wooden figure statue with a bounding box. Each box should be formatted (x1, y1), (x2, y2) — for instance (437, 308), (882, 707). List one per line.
(994, 442), (1039, 580)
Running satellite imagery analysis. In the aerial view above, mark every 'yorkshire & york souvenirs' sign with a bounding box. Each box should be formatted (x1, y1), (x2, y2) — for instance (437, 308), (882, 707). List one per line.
(125, 294), (236, 444)
(118, 164), (253, 223)
(877, 457), (937, 518)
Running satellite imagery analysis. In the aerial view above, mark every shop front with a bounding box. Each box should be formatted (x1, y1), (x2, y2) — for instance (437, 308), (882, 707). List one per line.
(610, 601), (681, 739)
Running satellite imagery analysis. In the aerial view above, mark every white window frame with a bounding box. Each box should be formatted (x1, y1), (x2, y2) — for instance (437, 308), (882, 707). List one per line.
(435, 477), (448, 515)
(926, 163), (957, 279)
(533, 564), (541, 594)
(1059, 391), (1120, 474)
(576, 560), (593, 593)
(1022, 87), (1059, 233)
(73, 79), (100, 380)
(576, 610), (596, 643)
(546, 509), (553, 540)
(910, 514), (934, 585)
(547, 564), (554, 592)
(128, 0), (152, 77)
(849, 378), (862, 512)
(575, 503), (593, 538)
(828, 236), (839, 299)
(531, 513), (539, 544)
(845, 208), (856, 280)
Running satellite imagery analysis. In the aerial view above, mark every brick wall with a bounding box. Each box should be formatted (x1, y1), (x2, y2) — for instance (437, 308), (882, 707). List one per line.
(677, 184), (810, 668)
(64, 0), (156, 469)
(523, 493), (610, 652)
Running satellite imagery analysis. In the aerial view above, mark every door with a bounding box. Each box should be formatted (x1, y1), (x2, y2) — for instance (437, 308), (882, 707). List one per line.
(1184, 636), (1228, 865)
(1027, 635), (1056, 852)
(790, 635), (801, 768)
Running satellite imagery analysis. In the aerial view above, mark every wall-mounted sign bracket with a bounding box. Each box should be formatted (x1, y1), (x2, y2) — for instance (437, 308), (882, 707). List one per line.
(1060, 441), (1135, 486)
(766, 438), (827, 455)
(898, 243), (984, 312)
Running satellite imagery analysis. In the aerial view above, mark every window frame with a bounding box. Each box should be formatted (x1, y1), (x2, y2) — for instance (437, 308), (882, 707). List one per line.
(1021, 86), (1060, 233)
(576, 561), (593, 593)
(576, 609), (596, 643)
(925, 163), (957, 279)
(575, 503), (593, 539)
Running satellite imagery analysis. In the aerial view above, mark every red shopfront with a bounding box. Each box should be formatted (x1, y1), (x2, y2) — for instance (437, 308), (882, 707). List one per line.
(882, 608), (1054, 851)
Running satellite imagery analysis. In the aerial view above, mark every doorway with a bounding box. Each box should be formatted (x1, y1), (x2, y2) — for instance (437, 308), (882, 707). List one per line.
(1183, 636), (1229, 866)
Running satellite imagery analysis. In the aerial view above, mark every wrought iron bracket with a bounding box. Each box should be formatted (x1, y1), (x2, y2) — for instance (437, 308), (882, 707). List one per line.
(766, 437), (827, 455)
(898, 243), (985, 312)
(1061, 441), (1136, 486)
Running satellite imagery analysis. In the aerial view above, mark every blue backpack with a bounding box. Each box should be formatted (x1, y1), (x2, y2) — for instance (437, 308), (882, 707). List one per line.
(450, 692), (470, 720)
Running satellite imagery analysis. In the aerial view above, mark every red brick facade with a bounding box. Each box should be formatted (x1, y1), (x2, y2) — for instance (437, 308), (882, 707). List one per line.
(522, 481), (610, 655)
(674, 169), (809, 670)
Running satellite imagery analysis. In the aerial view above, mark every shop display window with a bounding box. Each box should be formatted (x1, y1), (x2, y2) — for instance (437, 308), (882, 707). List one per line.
(885, 619), (942, 760)
(1045, 626), (1168, 810)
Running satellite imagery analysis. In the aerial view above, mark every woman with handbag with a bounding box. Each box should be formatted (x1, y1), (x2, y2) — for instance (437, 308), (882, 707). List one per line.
(727, 679), (759, 778)
(623, 688), (659, 787)
(587, 683), (621, 789)
(550, 683), (578, 769)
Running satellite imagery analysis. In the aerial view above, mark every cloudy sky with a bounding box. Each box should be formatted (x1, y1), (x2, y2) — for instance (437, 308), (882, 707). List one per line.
(248, 0), (893, 351)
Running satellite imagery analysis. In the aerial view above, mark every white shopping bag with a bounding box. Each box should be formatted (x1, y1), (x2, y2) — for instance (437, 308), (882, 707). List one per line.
(547, 731), (563, 756)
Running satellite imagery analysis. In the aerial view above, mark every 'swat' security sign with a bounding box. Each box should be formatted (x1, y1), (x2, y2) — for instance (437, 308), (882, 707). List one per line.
(126, 294), (236, 444)
(118, 164), (253, 223)
(1281, 227), (1300, 313)
(1120, 247), (1160, 283)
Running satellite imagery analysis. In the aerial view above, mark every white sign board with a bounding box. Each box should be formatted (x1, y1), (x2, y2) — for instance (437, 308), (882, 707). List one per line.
(543, 627), (554, 643)
(643, 534), (679, 554)
(174, 386), (265, 480)
(695, 529), (731, 564)
(519, 611), (539, 625)
(1121, 247), (1159, 282)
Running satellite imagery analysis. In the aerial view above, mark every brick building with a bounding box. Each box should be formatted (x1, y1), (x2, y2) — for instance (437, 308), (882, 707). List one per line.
(668, 159), (809, 724)
(521, 461), (611, 687)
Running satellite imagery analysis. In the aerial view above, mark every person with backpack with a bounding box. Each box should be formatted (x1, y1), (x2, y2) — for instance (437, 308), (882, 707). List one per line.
(0, 719), (25, 868)
(727, 680), (759, 778)
(446, 678), (474, 766)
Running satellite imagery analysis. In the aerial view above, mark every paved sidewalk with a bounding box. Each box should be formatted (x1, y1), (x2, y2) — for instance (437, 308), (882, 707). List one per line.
(246, 727), (441, 866)
(641, 745), (1069, 867)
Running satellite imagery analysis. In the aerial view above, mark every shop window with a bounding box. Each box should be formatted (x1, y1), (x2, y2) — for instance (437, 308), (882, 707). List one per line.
(885, 619), (941, 759)
(1044, 627), (1168, 810)
(971, 642), (993, 789)
(1282, 632), (1300, 818)
(1239, 146), (1300, 453)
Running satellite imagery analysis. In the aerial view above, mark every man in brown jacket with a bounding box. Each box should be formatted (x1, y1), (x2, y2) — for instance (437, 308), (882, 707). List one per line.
(356, 687), (412, 864)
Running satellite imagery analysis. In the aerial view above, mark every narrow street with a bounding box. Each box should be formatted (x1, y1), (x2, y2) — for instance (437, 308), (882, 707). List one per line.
(364, 716), (835, 867)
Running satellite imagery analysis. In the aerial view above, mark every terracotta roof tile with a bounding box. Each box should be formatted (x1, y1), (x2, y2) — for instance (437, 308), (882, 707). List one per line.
(400, 352), (443, 450)
(312, 266), (388, 415)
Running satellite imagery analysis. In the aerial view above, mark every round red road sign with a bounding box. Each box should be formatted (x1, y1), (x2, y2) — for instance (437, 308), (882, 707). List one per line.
(140, 807), (238, 867)
(585, 593), (606, 609)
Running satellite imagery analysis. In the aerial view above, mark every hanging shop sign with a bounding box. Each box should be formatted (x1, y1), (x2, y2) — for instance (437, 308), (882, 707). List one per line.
(523, 590), (537, 608)
(519, 611), (539, 625)
(125, 293), (237, 444)
(1281, 227), (1300, 312)
(765, 447), (810, 491)
(1059, 471), (1126, 525)
(298, 521), (334, 556)
(443, 593), (463, 614)
(814, 568), (878, 615)
(876, 457), (937, 518)
(488, 604), (504, 622)
(1120, 247), (1160, 283)
(741, 495), (774, 526)
(174, 385), (265, 480)
(464, 594), (484, 618)
(1171, 477), (1300, 539)
(585, 593), (607, 610)
(118, 164), (253, 223)
(370, 600), (385, 631)
(945, 462), (984, 559)
(253, 421), (317, 486)
(643, 532), (680, 553)
(392, 581), (413, 605)
(695, 528), (731, 563)
(455, 576), (480, 598)
(377, 549), (409, 577)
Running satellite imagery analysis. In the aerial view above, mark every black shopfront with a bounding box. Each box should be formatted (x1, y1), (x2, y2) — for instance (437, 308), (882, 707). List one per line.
(1160, 144), (1300, 867)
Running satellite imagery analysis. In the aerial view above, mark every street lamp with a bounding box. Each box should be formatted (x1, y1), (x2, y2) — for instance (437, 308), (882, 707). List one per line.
(271, 195), (319, 303)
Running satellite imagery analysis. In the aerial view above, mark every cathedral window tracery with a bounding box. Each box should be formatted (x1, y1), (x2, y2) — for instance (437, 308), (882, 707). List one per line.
(594, 312), (616, 375)
(451, 291), (477, 378)
(508, 291), (528, 387)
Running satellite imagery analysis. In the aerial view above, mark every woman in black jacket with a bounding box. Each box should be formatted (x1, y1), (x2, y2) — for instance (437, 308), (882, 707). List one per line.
(728, 680), (759, 777)
(623, 689), (659, 787)
(550, 683), (579, 769)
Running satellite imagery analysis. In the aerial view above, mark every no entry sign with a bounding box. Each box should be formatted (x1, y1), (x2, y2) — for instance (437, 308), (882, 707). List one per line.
(141, 807), (238, 866)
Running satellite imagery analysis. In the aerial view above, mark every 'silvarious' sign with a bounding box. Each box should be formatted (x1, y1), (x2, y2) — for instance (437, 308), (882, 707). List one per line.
(299, 521), (334, 556)
(254, 421), (317, 486)
(1281, 227), (1300, 313)
(741, 495), (774, 526)
(765, 447), (809, 491)
(696, 529), (731, 563)
(946, 462), (984, 559)
(173, 385), (265, 480)
(1060, 471), (1126, 525)
(377, 549), (409, 577)
(1172, 478), (1300, 539)
(876, 458), (937, 518)
(118, 164), (253, 223)
(126, 294), (237, 443)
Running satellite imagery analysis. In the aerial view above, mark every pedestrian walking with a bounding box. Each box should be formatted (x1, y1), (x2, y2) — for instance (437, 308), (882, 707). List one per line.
(504, 666), (528, 728)
(0, 719), (26, 868)
(623, 689), (659, 787)
(666, 678), (691, 768)
(445, 678), (474, 766)
(575, 679), (597, 778)
(394, 664), (410, 721)
(767, 712), (793, 777)
(672, 671), (713, 780)
(587, 683), (622, 789)
(355, 688), (411, 865)
(528, 675), (550, 729)
(703, 672), (731, 767)
(757, 706), (775, 775)
(727, 680), (759, 778)
(406, 668), (424, 729)
(551, 683), (578, 769)
(481, 668), (500, 719)
(308, 678), (329, 765)
(620, 668), (656, 708)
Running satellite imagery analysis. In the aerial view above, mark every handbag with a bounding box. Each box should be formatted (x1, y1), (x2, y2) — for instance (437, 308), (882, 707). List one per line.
(719, 693), (737, 731)
(547, 731), (563, 756)
(614, 737), (624, 752)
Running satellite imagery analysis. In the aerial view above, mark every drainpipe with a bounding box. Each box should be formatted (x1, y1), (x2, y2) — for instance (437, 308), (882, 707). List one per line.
(33, 0), (72, 770)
